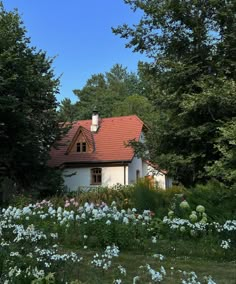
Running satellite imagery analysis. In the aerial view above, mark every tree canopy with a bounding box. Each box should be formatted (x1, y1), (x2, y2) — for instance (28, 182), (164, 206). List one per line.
(113, 0), (236, 186)
(0, 3), (62, 192)
(57, 64), (148, 121)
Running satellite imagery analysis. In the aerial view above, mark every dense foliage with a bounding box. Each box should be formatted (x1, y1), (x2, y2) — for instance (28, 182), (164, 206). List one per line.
(0, 3), (63, 195)
(112, 0), (236, 186)
(58, 64), (154, 121)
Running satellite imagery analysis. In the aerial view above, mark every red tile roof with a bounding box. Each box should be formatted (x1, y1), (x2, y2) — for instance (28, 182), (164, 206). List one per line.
(48, 115), (144, 167)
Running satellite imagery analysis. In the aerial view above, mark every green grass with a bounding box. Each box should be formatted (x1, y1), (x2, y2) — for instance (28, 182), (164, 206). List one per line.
(55, 238), (236, 283)
(58, 248), (236, 283)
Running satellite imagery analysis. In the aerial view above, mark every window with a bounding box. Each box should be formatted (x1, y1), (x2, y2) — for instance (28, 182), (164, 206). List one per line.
(76, 142), (87, 153)
(91, 168), (102, 185)
(136, 170), (140, 181)
(82, 142), (86, 152)
(76, 143), (81, 152)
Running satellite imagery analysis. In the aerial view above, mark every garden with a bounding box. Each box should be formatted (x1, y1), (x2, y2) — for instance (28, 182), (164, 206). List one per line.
(0, 180), (235, 283)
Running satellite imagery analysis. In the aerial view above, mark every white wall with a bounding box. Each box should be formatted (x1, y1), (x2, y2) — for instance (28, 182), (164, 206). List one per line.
(127, 131), (147, 184)
(142, 163), (172, 189)
(63, 168), (89, 191)
(128, 157), (143, 184)
(63, 166), (126, 191)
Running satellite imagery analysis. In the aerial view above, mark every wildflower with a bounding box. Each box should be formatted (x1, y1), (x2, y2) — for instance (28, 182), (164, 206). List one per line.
(133, 276), (140, 284)
(180, 226), (186, 233)
(65, 202), (70, 208)
(123, 217), (129, 224)
(203, 275), (217, 284)
(118, 265), (126, 276)
(152, 236), (157, 243)
(114, 280), (122, 284)
(153, 254), (164, 261)
(190, 229), (198, 237)
(220, 239), (231, 249)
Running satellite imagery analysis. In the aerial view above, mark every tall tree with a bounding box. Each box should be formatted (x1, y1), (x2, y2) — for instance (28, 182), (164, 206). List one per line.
(57, 98), (79, 122)
(0, 3), (62, 191)
(113, 0), (236, 186)
(72, 64), (143, 119)
(112, 94), (154, 119)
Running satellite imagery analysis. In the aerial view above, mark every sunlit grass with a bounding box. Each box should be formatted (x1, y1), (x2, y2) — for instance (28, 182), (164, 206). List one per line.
(57, 247), (236, 283)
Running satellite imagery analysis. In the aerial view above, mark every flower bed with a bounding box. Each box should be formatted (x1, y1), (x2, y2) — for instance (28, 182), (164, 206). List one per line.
(0, 199), (235, 283)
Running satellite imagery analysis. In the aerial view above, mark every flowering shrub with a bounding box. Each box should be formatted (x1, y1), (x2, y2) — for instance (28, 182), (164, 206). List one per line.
(0, 196), (235, 283)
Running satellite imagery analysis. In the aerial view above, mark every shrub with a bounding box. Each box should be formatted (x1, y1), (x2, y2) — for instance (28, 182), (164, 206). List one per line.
(0, 177), (17, 205)
(187, 180), (236, 222)
(131, 179), (158, 213)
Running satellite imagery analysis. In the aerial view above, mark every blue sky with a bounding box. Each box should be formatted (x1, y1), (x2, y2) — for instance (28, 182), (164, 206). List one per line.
(4, 0), (147, 103)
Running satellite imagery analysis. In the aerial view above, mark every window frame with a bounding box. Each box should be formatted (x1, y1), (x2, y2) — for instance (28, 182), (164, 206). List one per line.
(76, 142), (87, 153)
(90, 168), (102, 185)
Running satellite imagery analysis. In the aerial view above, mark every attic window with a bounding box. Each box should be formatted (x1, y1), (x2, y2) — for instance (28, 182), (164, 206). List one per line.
(76, 142), (87, 153)
(91, 168), (102, 185)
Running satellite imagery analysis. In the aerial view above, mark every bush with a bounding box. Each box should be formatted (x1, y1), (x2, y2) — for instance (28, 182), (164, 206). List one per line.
(129, 180), (186, 217)
(31, 167), (65, 198)
(0, 177), (17, 206)
(187, 180), (236, 222)
(131, 179), (158, 213)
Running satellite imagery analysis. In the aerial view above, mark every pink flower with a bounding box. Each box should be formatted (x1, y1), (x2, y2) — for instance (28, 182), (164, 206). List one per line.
(65, 202), (70, 208)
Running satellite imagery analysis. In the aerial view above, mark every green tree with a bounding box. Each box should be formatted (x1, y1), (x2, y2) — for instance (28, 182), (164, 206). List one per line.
(57, 98), (79, 122)
(113, 0), (236, 186)
(0, 4), (63, 192)
(112, 94), (153, 119)
(73, 64), (143, 119)
(206, 117), (236, 185)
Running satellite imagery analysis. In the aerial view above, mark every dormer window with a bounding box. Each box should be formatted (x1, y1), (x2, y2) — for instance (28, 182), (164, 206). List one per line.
(77, 142), (87, 153)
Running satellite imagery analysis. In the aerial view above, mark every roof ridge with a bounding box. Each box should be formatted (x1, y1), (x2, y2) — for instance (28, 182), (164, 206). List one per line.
(73, 114), (142, 125)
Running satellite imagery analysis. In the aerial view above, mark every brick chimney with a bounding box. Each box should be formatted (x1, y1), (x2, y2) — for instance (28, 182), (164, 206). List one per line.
(91, 109), (99, 132)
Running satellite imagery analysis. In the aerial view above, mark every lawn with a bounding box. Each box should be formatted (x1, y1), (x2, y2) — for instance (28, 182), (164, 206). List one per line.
(73, 248), (236, 284)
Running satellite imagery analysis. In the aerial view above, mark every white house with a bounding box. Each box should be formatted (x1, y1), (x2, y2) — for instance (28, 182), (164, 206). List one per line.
(48, 112), (172, 191)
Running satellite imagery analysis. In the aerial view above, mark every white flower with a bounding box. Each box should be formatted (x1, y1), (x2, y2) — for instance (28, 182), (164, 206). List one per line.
(153, 254), (164, 261)
(180, 226), (186, 232)
(220, 239), (231, 249)
(133, 276), (140, 284)
(123, 217), (129, 224)
(152, 236), (157, 243)
(118, 265), (126, 276)
(114, 279), (122, 284)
